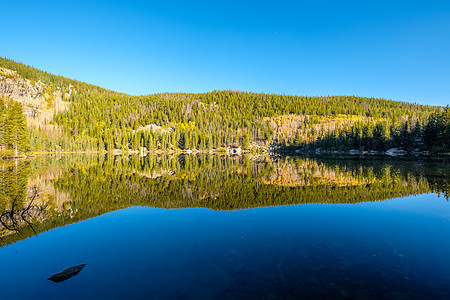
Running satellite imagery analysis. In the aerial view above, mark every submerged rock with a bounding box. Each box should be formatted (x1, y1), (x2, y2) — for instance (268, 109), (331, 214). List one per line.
(47, 264), (87, 283)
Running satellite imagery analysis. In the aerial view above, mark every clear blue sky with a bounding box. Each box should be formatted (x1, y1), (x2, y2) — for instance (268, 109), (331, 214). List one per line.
(1, 0), (449, 106)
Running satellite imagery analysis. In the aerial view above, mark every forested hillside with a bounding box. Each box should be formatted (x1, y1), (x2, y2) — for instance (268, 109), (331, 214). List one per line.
(0, 57), (448, 155)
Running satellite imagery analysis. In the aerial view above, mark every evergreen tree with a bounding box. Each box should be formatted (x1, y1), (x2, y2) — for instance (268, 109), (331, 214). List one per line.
(0, 57), (447, 153)
(0, 98), (6, 152)
(6, 102), (27, 156)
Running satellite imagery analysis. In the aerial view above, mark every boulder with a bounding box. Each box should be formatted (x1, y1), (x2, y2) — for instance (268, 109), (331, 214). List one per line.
(47, 264), (87, 283)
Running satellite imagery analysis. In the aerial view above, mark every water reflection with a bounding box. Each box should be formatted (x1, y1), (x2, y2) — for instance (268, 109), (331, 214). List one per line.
(0, 155), (449, 299)
(0, 186), (39, 235)
(0, 155), (449, 247)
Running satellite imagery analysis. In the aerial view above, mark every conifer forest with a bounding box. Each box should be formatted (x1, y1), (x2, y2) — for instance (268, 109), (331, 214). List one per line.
(0, 57), (449, 156)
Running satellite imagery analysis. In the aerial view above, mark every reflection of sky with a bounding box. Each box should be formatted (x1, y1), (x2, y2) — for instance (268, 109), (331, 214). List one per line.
(355, 193), (450, 220)
(0, 194), (449, 299)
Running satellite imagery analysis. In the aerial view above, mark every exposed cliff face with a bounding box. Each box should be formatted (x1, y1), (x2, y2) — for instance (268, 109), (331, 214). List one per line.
(0, 67), (70, 125)
(0, 67), (48, 110)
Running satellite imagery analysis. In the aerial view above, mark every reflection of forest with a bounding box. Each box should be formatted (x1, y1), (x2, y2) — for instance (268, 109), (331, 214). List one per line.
(0, 157), (74, 245)
(1, 154), (449, 246)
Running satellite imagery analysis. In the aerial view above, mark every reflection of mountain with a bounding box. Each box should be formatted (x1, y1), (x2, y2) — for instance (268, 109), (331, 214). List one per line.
(0, 156), (89, 246)
(1, 155), (449, 247)
(262, 159), (377, 187)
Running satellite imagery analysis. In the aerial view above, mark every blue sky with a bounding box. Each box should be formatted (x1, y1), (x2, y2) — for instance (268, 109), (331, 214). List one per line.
(1, 0), (449, 106)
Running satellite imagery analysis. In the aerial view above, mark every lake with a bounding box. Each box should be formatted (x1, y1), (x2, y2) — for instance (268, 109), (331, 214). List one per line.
(0, 154), (449, 299)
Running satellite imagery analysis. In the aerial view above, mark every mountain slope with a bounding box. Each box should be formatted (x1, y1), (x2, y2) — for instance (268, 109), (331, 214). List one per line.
(0, 57), (446, 154)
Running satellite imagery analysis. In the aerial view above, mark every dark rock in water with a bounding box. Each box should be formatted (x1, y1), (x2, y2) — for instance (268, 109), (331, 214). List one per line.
(47, 264), (87, 283)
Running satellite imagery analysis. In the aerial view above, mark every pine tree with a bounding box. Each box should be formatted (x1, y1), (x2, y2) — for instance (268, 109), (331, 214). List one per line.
(0, 98), (6, 152)
(6, 102), (27, 156)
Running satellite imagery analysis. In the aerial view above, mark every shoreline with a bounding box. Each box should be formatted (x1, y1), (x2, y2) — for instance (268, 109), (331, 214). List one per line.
(1, 150), (449, 162)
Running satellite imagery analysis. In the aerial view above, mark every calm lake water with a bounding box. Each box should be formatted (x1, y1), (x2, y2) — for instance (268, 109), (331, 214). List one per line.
(0, 155), (449, 299)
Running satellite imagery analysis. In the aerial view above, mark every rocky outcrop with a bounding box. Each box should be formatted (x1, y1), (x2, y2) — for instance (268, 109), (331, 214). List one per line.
(135, 123), (174, 134)
(0, 67), (71, 125)
(385, 148), (408, 157)
(0, 67), (48, 109)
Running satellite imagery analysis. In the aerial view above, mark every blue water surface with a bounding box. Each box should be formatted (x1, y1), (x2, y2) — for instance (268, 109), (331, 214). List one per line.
(1, 193), (449, 299)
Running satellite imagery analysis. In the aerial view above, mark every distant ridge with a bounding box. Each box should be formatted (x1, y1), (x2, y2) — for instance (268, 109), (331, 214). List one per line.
(0, 56), (447, 154)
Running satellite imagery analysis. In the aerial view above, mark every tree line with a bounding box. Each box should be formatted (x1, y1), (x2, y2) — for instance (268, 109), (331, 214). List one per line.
(296, 106), (450, 152)
(0, 98), (27, 157)
(1, 57), (448, 154)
